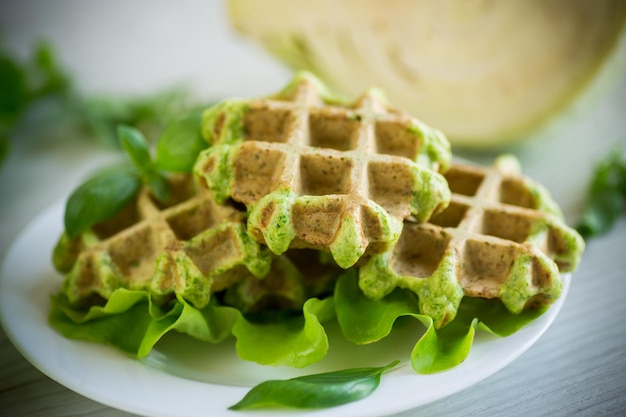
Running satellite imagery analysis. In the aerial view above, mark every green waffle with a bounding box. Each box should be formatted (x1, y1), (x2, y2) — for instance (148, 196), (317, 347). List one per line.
(194, 72), (452, 268)
(359, 156), (585, 328)
(52, 174), (271, 308)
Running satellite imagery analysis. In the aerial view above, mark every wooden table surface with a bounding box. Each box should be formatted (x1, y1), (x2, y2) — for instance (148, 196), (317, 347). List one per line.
(1, 2), (625, 416)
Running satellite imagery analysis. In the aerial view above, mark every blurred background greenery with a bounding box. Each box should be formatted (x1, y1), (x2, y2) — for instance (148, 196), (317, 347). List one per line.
(0, 37), (207, 167)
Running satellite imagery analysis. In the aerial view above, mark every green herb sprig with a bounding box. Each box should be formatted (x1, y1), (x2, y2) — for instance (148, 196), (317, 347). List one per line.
(0, 37), (208, 168)
(64, 119), (205, 239)
(577, 149), (626, 238)
(229, 360), (400, 410)
(0, 40), (71, 164)
(117, 124), (170, 204)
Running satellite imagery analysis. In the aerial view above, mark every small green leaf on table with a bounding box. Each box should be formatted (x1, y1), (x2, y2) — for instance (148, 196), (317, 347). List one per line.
(229, 360), (400, 410)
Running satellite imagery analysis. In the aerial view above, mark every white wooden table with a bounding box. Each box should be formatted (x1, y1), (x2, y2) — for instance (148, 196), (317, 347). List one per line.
(1, 1), (625, 416)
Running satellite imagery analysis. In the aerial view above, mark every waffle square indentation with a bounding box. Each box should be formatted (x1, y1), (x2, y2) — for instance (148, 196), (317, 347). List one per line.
(300, 154), (353, 196)
(368, 161), (413, 215)
(107, 226), (157, 277)
(244, 105), (294, 143)
(190, 227), (236, 265)
(308, 110), (361, 151)
(482, 209), (532, 243)
(500, 178), (536, 209)
(463, 240), (515, 284)
(394, 225), (450, 278)
(166, 200), (217, 241)
(430, 202), (470, 228)
(292, 200), (344, 245)
(445, 168), (483, 196)
(233, 145), (287, 203)
(375, 120), (420, 160)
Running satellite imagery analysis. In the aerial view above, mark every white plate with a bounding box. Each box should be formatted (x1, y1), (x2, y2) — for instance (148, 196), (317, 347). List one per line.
(0, 199), (570, 417)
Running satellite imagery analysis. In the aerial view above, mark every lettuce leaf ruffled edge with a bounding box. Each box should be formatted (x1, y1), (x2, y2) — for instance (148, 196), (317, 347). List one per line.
(49, 269), (549, 373)
(335, 270), (547, 373)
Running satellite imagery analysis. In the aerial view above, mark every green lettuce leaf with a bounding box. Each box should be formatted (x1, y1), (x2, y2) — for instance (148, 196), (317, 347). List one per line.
(49, 288), (335, 368)
(462, 296), (548, 337)
(334, 270), (547, 374)
(49, 270), (548, 375)
(49, 289), (170, 354)
(409, 314), (476, 373)
(49, 289), (236, 356)
(233, 297), (335, 368)
(335, 269), (421, 344)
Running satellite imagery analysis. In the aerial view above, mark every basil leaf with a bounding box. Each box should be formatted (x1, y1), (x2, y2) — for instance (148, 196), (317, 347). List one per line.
(577, 150), (626, 238)
(64, 169), (141, 238)
(155, 114), (206, 172)
(144, 169), (171, 204)
(0, 55), (27, 119)
(229, 360), (399, 410)
(117, 124), (152, 171)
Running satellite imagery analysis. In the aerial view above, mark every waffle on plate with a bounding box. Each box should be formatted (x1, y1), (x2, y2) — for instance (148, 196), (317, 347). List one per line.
(359, 156), (585, 328)
(53, 174), (271, 308)
(195, 73), (452, 268)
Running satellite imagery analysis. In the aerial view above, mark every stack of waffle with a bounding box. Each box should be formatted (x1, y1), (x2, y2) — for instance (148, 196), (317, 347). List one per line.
(53, 72), (584, 327)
